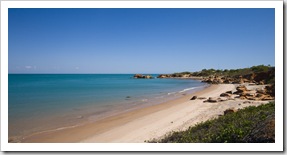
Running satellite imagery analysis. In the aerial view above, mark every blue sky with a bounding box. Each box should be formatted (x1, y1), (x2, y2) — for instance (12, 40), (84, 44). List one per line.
(8, 8), (275, 74)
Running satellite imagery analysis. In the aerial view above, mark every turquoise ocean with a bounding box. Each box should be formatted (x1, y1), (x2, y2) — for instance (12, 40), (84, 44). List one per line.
(8, 74), (208, 140)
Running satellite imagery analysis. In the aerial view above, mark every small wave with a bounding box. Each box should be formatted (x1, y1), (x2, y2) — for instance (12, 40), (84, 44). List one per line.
(22, 124), (82, 141)
(167, 92), (177, 95)
(179, 85), (207, 93)
(179, 87), (196, 93)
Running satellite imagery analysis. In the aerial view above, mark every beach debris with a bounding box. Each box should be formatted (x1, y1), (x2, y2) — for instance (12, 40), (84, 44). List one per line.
(224, 108), (237, 115)
(190, 96), (197, 100)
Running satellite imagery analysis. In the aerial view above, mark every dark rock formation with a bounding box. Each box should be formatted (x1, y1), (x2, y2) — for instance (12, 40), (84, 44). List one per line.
(190, 96), (197, 100)
(220, 93), (231, 97)
(134, 74), (153, 79)
(204, 97), (218, 103)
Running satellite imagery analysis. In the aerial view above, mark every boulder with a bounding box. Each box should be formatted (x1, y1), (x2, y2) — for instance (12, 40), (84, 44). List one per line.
(243, 101), (251, 104)
(134, 74), (143, 78)
(157, 74), (168, 78)
(239, 96), (247, 100)
(190, 96), (197, 100)
(237, 85), (248, 91)
(145, 75), (152, 79)
(256, 89), (266, 94)
(262, 95), (275, 100)
(204, 97), (218, 103)
(225, 91), (233, 94)
(220, 93), (231, 97)
(246, 91), (256, 97)
(234, 85), (248, 94)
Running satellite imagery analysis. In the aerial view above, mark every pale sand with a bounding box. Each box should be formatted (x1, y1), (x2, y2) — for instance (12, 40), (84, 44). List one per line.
(22, 84), (269, 143)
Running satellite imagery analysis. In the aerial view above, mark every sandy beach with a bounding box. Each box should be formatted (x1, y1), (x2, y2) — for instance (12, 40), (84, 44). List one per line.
(22, 83), (270, 143)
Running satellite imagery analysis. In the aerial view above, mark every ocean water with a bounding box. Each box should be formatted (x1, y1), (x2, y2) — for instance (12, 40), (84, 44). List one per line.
(8, 74), (207, 140)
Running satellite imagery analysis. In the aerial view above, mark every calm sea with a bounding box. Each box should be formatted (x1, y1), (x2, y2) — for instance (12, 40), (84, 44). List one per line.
(8, 74), (207, 140)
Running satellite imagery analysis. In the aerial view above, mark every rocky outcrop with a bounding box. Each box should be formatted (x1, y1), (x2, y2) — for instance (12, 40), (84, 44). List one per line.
(157, 73), (192, 78)
(234, 85), (275, 101)
(234, 85), (248, 94)
(133, 74), (153, 79)
(201, 84), (274, 103)
(157, 74), (171, 78)
(265, 84), (275, 97)
(199, 69), (274, 85)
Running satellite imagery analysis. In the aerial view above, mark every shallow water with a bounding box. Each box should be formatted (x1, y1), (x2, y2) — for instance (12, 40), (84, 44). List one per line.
(8, 74), (207, 140)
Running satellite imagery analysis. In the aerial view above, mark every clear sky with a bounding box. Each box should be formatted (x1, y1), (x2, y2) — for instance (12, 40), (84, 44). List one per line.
(8, 8), (275, 74)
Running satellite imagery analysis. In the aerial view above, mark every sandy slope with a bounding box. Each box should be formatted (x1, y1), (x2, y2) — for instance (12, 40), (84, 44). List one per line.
(81, 84), (268, 143)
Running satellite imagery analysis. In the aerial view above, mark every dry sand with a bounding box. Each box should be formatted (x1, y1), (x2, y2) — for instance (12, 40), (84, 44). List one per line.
(22, 84), (270, 143)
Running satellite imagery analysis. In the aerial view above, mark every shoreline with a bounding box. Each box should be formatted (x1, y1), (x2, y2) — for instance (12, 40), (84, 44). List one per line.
(21, 83), (270, 143)
(8, 75), (206, 142)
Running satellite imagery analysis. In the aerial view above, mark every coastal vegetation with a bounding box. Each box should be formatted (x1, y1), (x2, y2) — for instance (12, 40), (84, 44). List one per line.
(191, 65), (272, 77)
(150, 102), (275, 143)
(157, 65), (275, 85)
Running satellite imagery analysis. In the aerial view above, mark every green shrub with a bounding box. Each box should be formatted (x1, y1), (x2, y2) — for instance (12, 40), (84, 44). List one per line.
(150, 102), (275, 143)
